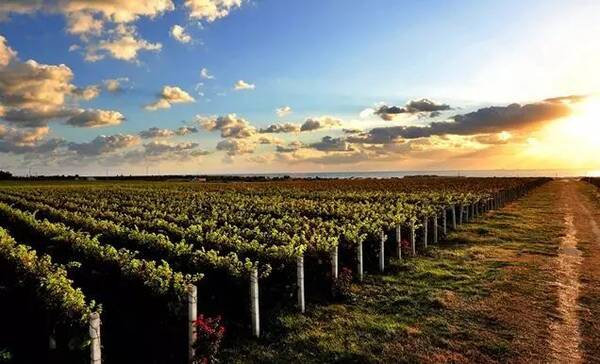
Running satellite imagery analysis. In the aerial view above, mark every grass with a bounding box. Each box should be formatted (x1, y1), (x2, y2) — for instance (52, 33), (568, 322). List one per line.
(220, 183), (564, 363)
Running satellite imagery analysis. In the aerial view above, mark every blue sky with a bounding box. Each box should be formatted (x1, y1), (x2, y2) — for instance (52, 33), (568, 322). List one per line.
(0, 0), (599, 175)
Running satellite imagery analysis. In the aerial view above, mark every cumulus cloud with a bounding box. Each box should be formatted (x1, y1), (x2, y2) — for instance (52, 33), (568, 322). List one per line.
(259, 122), (300, 134)
(0, 2), (173, 62)
(138, 126), (198, 139)
(73, 85), (101, 100)
(233, 79), (255, 90)
(170, 24), (191, 43)
(175, 126), (198, 135)
(0, 136), (66, 155)
(84, 24), (162, 62)
(65, 109), (125, 128)
(139, 127), (175, 139)
(103, 77), (128, 92)
(68, 133), (140, 156)
(200, 67), (214, 79)
(276, 106), (292, 117)
(0, 125), (49, 146)
(0, 1), (175, 25)
(66, 11), (104, 36)
(145, 85), (195, 111)
(0, 40), (125, 128)
(199, 114), (256, 138)
(143, 140), (199, 156)
(184, 0), (244, 22)
(259, 117), (342, 134)
(309, 136), (354, 152)
(300, 116), (342, 131)
(276, 140), (304, 153)
(0, 35), (17, 67)
(216, 138), (255, 156)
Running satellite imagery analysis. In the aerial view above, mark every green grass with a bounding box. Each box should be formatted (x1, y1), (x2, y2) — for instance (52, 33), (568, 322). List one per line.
(220, 185), (563, 363)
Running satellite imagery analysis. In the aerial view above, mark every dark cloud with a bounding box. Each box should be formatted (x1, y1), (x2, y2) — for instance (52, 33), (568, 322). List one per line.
(309, 136), (354, 152)
(275, 141), (303, 153)
(65, 109), (124, 128)
(373, 99), (451, 120)
(175, 126), (198, 135)
(139, 127), (175, 139)
(68, 134), (140, 156)
(0, 137), (66, 154)
(143, 141), (199, 156)
(353, 99), (572, 144)
(259, 122), (300, 134)
(300, 117), (341, 132)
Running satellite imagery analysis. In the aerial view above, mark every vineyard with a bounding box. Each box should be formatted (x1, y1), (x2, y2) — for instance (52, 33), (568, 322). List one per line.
(0, 176), (549, 363)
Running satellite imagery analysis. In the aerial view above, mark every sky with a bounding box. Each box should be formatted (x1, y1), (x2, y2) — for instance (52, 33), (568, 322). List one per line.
(0, 0), (599, 176)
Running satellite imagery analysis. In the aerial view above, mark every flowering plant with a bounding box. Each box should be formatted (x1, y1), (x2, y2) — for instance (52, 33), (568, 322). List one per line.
(193, 314), (226, 364)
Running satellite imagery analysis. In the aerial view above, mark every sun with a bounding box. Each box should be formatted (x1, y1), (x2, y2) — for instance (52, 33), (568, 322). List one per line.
(561, 97), (600, 143)
(541, 97), (600, 149)
(517, 96), (600, 169)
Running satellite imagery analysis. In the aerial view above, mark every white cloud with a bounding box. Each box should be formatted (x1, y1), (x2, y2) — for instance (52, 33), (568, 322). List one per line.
(0, 35), (17, 67)
(170, 24), (192, 43)
(275, 106), (292, 117)
(199, 114), (256, 138)
(216, 138), (255, 156)
(103, 77), (129, 92)
(84, 24), (162, 62)
(0, 1), (174, 62)
(184, 0), (244, 22)
(73, 85), (101, 100)
(0, 38), (125, 129)
(200, 67), (214, 79)
(145, 85), (195, 111)
(233, 79), (255, 91)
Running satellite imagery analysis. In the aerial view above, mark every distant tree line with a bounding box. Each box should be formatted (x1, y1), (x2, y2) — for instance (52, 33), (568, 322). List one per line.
(0, 170), (13, 179)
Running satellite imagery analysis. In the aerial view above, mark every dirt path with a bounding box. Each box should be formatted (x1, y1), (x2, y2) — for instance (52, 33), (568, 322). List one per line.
(550, 181), (584, 363)
(558, 180), (600, 363)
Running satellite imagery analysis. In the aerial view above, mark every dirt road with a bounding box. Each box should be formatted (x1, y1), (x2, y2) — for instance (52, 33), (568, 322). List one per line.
(554, 180), (600, 363)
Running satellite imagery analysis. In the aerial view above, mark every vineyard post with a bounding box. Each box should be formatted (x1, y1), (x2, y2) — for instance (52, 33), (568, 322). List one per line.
(379, 230), (385, 273)
(331, 246), (339, 280)
(49, 327), (56, 351)
(433, 215), (438, 244)
(410, 221), (416, 256)
(357, 241), (364, 282)
(187, 285), (198, 362)
(423, 217), (428, 249)
(250, 268), (260, 338)
(396, 224), (402, 259)
(442, 209), (447, 235)
(89, 312), (101, 364)
(452, 205), (457, 230)
(297, 255), (305, 313)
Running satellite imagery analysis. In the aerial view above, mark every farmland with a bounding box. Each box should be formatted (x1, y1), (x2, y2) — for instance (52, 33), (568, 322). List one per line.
(0, 176), (554, 363)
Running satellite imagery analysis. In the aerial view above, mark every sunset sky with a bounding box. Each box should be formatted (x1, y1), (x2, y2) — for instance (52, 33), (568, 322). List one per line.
(0, 0), (599, 175)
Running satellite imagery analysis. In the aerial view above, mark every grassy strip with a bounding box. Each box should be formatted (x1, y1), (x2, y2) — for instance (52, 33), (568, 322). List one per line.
(220, 182), (562, 363)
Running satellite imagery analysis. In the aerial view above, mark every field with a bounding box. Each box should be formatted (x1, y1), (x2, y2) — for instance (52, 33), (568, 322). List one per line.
(0, 176), (592, 364)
